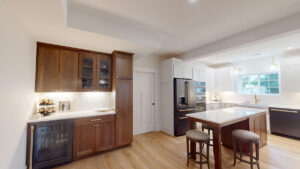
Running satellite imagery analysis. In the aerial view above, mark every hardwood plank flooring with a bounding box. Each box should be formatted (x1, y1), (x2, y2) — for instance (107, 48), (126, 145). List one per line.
(54, 131), (300, 169)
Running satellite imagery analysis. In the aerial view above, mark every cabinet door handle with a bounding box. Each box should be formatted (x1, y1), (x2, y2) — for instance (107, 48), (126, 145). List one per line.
(177, 109), (196, 112)
(91, 119), (102, 122)
(178, 117), (189, 120)
(270, 109), (298, 114)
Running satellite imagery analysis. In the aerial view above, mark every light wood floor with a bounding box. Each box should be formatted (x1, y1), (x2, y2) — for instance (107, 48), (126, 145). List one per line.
(54, 131), (300, 169)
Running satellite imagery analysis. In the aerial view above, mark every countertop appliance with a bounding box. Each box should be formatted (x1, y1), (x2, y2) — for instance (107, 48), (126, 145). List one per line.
(27, 119), (73, 169)
(174, 78), (206, 136)
(269, 107), (300, 139)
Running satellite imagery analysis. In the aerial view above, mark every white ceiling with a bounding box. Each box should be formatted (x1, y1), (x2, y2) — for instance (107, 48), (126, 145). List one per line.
(198, 32), (300, 65)
(4, 0), (300, 62)
(71, 0), (300, 54)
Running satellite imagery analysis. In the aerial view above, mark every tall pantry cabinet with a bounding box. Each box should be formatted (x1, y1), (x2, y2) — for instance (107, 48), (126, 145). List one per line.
(112, 51), (134, 147)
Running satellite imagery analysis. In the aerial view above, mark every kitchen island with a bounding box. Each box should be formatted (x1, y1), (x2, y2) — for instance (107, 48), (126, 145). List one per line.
(186, 107), (267, 169)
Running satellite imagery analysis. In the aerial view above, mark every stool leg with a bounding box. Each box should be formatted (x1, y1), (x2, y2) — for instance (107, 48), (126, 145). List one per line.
(200, 142), (203, 169)
(207, 140), (210, 169)
(255, 143), (260, 169)
(239, 141), (243, 162)
(186, 138), (189, 167)
(249, 143), (253, 169)
(233, 137), (236, 166)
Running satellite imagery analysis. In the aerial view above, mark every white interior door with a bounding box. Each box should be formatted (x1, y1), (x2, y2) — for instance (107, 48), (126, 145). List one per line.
(133, 71), (155, 135)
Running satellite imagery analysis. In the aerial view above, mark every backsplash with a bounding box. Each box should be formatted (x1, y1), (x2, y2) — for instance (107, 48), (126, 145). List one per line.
(217, 91), (300, 107)
(34, 92), (114, 113)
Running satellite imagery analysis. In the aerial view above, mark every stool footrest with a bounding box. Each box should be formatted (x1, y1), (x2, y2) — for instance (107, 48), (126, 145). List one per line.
(188, 152), (209, 165)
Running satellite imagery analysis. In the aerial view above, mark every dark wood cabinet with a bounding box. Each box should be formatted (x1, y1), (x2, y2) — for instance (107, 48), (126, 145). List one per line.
(35, 46), (60, 92)
(113, 51), (134, 147)
(116, 113), (133, 146)
(249, 112), (267, 146)
(73, 115), (116, 160)
(73, 124), (95, 160)
(79, 52), (97, 91)
(59, 50), (79, 91)
(113, 51), (133, 79)
(95, 121), (115, 152)
(97, 55), (112, 91)
(79, 52), (112, 91)
(35, 42), (113, 92)
(221, 112), (267, 153)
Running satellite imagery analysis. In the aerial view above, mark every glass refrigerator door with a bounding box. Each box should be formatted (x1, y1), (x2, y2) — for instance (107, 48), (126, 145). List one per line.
(33, 120), (72, 165)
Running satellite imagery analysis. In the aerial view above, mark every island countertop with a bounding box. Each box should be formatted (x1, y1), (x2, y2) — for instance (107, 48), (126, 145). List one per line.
(186, 107), (266, 126)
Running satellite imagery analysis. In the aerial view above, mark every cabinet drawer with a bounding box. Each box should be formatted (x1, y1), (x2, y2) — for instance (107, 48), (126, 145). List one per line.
(74, 115), (115, 126)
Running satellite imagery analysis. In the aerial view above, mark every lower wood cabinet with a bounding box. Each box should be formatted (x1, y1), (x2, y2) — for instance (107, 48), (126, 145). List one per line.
(116, 113), (133, 147)
(95, 121), (115, 152)
(249, 112), (267, 146)
(221, 112), (267, 153)
(73, 115), (115, 160)
(73, 123), (95, 159)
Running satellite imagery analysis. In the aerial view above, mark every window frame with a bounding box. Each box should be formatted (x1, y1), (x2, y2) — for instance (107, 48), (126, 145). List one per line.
(237, 72), (280, 96)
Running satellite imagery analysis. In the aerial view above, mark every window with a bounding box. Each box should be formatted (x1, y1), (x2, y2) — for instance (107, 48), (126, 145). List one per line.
(238, 73), (279, 95)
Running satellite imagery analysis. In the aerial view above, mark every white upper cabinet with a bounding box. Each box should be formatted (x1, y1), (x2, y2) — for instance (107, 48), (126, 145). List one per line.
(205, 67), (215, 92)
(215, 66), (234, 91)
(173, 59), (193, 79)
(281, 57), (300, 92)
(192, 63), (206, 82)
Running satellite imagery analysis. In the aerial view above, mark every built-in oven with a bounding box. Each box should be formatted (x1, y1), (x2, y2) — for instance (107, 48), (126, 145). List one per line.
(195, 82), (206, 95)
(27, 119), (73, 169)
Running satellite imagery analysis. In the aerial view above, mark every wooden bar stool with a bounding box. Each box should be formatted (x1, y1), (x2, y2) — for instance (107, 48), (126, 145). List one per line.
(232, 129), (260, 169)
(186, 130), (210, 169)
(202, 124), (214, 146)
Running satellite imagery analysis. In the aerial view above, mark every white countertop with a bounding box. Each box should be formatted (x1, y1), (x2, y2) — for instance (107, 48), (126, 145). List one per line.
(186, 107), (266, 125)
(206, 101), (300, 110)
(28, 110), (116, 123)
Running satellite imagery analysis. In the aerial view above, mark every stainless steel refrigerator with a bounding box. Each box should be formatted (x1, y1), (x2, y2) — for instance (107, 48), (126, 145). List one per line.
(174, 78), (206, 136)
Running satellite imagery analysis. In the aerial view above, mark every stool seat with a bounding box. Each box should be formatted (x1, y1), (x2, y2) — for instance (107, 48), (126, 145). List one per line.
(232, 129), (261, 169)
(186, 130), (209, 141)
(186, 130), (211, 169)
(232, 129), (260, 143)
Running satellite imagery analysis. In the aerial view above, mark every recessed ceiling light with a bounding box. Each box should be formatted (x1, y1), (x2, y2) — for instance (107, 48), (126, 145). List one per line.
(188, 0), (198, 4)
(287, 46), (294, 50)
(254, 53), (261, 56)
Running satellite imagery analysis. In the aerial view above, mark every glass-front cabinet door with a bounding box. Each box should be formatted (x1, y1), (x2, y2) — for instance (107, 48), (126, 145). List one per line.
(97, 55), (112, 91)
(79, 52), (96, 91)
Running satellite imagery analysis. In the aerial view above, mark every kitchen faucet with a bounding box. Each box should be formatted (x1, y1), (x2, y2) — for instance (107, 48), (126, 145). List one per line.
(254, 94), (260, 104)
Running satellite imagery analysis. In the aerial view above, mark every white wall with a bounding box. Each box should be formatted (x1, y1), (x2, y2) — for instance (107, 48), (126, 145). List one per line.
(0, 3), (36, 169)
(133, 55), (161, 132)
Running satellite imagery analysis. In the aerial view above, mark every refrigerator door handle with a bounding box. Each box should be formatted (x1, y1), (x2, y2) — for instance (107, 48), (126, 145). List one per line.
(185, 81), (189, 105)
(187, 81), (191, 106)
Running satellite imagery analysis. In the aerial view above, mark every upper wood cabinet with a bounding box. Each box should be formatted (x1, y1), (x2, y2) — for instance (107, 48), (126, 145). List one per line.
(113, 51), (133, 79)
(97, 55), (112, 91)
(59, 50), (79, 91)
(79, 52), (97, 91)
(35, 42), (115, 92)
(36, 44), (79, 92)
(79, 52), (112, 91)
(35, 46), (60, 92)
